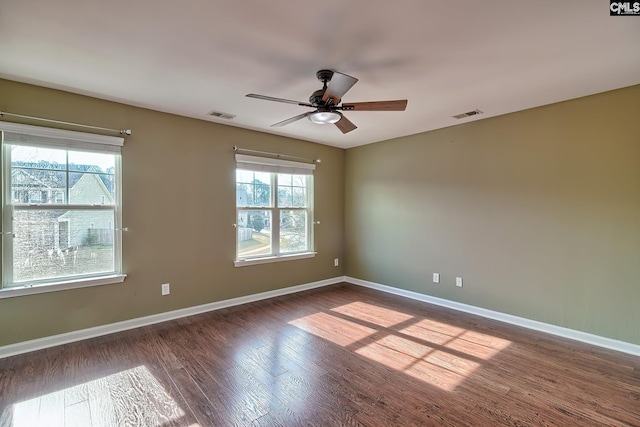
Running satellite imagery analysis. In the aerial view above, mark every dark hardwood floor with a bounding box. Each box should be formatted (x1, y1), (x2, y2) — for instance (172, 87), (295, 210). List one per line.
(0, 283), (638, 426)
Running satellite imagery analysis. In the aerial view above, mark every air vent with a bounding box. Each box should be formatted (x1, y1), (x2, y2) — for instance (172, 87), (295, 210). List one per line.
(452, 109), (483, 119)
(207, 110), (236, 120)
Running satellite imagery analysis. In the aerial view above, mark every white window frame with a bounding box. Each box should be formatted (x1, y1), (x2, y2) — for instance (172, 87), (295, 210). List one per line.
(0, 122), (126, 298)
(234, 154), (316, 267)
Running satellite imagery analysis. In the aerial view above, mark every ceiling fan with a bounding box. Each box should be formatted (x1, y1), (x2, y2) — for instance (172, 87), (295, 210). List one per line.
(246, 69), (408, 134)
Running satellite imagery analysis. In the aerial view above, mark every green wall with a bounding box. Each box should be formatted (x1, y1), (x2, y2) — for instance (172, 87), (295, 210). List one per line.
(0, 79), (345, 346)
(2, 79), (639, 348)
(345, 85), (640, 345)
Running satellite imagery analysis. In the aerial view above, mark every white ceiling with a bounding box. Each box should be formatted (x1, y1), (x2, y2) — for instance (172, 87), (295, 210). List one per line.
(1, 0), (639, 149)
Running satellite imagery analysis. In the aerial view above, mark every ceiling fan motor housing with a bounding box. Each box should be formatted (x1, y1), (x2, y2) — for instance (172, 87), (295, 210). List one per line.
(309, 89), (326, 106)
(308, 69), (335, 106)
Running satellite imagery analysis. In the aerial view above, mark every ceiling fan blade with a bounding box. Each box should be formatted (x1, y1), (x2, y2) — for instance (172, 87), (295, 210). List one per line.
(271, 112), (312, 127)
(322, 71), (358, 105)
(246, 93), (313, 107)
(335, 115), (357, 134)
(341, 100), (408, 111)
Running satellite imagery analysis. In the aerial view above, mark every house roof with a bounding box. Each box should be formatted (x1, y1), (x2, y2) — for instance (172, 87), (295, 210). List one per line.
(11, 163), (114, 193)
(0, 1), (638, 148)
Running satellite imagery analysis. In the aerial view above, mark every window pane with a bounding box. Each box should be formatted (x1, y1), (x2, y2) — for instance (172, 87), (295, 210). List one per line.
(10, 148), (117, 206)
(236, 169), (255, 184)
(12, 209), (115, 283)
(68, 151), (115, 172)
(279, 174), (292, 186)
(236, 170), (272, 207)
(11, 169), (66, 204)
(253, 184), (271, 207)
(280, 210), (308, 253)
(69, 172), (115, 204)
(292, 188), (307, 207)
(10, 145), (66, 170)
(236, 183), (250, 207)
(237, 210), (272, 258)
(277, 174), (307, 208)
(277, 186), (292, 207)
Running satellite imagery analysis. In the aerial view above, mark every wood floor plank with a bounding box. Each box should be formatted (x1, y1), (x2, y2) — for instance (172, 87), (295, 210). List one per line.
(160, 324), (268, 426)
(86, 375), (117, 427)
(65, 400), (92, 427)
(1, 283), (639, 427)
(169, 366), (228, 426)
(4, 351), (45, 427)
(34, 347), (66, 427)
(62, 342), (93, 408)
(127, 326), (201, 427)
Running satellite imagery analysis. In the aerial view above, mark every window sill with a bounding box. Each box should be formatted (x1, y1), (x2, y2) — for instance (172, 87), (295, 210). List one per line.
(0, 274), (127, 299)
(234, 252), (316, 267)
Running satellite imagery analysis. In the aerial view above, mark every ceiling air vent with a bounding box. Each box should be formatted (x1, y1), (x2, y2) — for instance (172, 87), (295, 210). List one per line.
(452, 109), (483, 119)
(207, 110), (236, 120)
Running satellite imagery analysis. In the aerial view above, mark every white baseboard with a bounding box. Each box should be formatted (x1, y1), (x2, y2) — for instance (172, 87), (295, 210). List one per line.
(346, 276), (640, 356)
(0, 276), (344, 359)
(4, 275), (637, 359)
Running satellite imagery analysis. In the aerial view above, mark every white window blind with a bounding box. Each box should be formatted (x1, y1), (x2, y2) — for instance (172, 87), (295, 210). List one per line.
(1, 121), (123, 153)
(235, 154), (315, 175)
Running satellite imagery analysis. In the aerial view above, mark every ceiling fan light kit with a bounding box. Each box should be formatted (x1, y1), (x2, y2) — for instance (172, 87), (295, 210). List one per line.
(308, 110), (342, 124)
(246, 69), (408, 134)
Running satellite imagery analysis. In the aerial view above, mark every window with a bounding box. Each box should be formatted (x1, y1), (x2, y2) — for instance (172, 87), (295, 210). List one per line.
(1, 122), (125, 297)
(235, 154), (315, 266)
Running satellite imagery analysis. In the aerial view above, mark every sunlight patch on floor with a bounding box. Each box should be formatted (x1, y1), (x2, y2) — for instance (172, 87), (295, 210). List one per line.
(404, 357), (470, 392)
(290, 300), (512, 392)
(375, 334), (435, 359)
(355, 336), (482, 391)
(355, 339), (419, 370)
(445, 330), (512, 359)
(425, 349), (481, 376)
(406, 318), (467, 336)
(6, 365), (188, 427)
(289, 311), (377, 346)
(331, 301), (414, 327)
(399, 323), (459, 345)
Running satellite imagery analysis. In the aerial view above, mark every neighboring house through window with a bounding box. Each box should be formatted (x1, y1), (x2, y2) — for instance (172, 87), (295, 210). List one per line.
(1, 122), (125, 297)
(234, 154), (315, 266)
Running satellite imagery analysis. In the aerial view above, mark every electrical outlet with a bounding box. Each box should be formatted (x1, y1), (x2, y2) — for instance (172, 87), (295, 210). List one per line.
(433, 273), (440, 283)
(334, 258), (339, 267)
(161, 283), (170, 295)
(456, 277), (463, 287)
